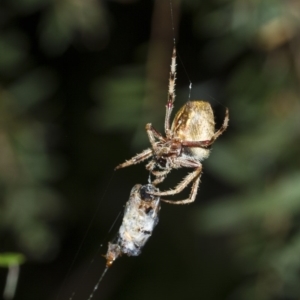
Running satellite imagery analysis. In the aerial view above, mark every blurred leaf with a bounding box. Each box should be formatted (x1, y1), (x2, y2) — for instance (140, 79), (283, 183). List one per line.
(0, 31), (29, 76)
(198, 172), (300, 233)
(90, 67), (145, 131)
(8, 67), (58, 111)
(2, 186), (62, 259)
(202, 35), (245, 70)
(39, 0), (109, 54)
(208, 111), (300, 185)
(9, 0), (50, 13)
(0, 253), (25, 267)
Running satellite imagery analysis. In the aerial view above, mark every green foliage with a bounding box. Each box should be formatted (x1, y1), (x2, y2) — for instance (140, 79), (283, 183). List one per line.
(0, 0), (106, 263)
(0, 253), (25, 267)
(39, 0), (108, 54)
(90, 67), (146, 131)
(95, 2), (300, 298)
(187, 1), (300, 299)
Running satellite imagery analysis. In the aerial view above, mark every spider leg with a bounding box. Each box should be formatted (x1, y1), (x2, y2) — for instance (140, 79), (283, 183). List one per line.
(165, 46), (176, 137)
(145, 160), (156, 172)
(202, 107), (229, 146)
(146, 123), (165, 144)
(162, 175), (201, 205)
(151, 169), (171, 185)
(115, 148), (152, 170)
(145, 159), (171, 185)
(182, 107), (229, 148)
(152, 165), (202, 196)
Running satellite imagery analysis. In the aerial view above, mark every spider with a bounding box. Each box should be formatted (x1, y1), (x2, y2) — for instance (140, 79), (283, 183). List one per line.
(115, 46), (229, 204)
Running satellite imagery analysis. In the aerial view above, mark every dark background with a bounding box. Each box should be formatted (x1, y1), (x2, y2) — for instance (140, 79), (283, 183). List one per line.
(0, 0), (300, 299)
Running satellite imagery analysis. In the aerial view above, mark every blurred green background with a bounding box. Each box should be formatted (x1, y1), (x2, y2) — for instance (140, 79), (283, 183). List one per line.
(0, 0), (300, 299)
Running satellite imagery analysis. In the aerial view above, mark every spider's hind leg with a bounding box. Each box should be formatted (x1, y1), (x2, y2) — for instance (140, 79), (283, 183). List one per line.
(203, 108), (229, 147)
(162, 175), (201, 205)
(182, 108), (229, 148)
(153, 166), (202, 197)
(151, 169), (171, 185)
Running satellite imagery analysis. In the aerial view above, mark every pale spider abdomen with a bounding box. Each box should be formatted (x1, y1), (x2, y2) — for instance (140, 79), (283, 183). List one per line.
(171, 100), (215, 161)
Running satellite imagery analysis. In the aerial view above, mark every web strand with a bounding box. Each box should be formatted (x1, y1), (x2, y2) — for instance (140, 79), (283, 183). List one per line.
(56, 171), (116, 300)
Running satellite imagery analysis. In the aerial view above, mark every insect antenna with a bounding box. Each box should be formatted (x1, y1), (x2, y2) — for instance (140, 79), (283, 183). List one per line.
(56, 171), (120, 300)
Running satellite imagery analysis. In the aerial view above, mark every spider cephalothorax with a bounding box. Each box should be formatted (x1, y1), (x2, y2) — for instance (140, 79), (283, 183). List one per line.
(116, 47), (229, 204)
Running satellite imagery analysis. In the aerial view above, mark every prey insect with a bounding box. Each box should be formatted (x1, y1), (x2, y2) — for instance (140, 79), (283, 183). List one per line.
(115, 47), (229, 204)
(105, 183), (160, 267)
(89, 183), (160, 296)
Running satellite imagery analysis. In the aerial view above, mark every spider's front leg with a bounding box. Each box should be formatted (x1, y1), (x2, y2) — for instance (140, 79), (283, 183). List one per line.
(146, 123), (165, 146)
(116, 123), (164, 171)
(115, 148), (152, 170)
(165, 46), (176, 137)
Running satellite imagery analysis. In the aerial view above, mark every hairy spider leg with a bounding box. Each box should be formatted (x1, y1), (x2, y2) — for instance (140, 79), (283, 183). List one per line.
(165, 46), (177, 137)
(152, 159), (202, 195)
(151, 169), (171, 185)
(115, 148), (153, 170)
(162, 176), (200, 205)
(145, 160), (171, 185)
(161, 166), (202, 204)
(145, 123), (166, 144)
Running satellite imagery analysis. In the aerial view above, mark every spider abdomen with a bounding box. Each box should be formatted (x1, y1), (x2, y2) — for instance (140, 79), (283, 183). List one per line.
(172, 101), (215, 141)
(171, 100), (215, 160)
